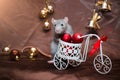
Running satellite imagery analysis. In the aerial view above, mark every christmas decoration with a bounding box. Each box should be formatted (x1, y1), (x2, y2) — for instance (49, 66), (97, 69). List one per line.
(100, 35), (108, 41)
(0, 45), (51, 61)
(61, 33), (71, 42)
(96, 0), (112, 12)
(2, 46), (10, 54)
(72, 33), (83, 43)
(53, 34), (112, 74)
(89, 40), (101, 57)
(43, 20), (51, 31)
(40, 8), (48, 19)
(47, 5), (54, 14)
(40, 0), (54, 31)
(9, 49), (20, 61)
(40, 0), (54, 19)
(89, 35), (108, 57)
(86, 0), (112, 32)
(28, 47), (39, 60)
(87, 9), (101, 30)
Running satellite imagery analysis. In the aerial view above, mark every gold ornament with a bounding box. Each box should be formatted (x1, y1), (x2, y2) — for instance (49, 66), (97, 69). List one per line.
(2, 46), (10, 54)
(40, 9), (48, 19)
(87, 10), (101, 29)
(47, 5), (54, 14)
(43, 20), (51, 31)
(40, 0), (54, 19)
(9, 49), (20, 61)
(29, 47), (39, 60)
(3, 46), (10, 52)
(88, 20), (100, 29)
(45, 0), (54, 14)
(96, 0), (112, 12)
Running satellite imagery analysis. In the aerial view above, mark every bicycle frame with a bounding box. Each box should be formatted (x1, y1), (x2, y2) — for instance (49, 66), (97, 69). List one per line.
(80, 34), (104, 65)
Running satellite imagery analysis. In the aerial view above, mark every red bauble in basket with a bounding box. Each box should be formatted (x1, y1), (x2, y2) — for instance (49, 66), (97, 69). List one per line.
(61, 33), (71, 42)
(72, 33), (83, 43)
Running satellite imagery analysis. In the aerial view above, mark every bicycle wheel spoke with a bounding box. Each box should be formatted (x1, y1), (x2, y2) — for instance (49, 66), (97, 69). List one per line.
(94, 54), (112, 74)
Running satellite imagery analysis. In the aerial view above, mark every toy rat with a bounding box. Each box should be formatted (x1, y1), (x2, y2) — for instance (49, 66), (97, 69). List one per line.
(48, 17), (73, 63)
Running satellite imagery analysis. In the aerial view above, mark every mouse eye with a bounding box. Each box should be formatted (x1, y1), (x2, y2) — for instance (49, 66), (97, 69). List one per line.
(61, 24), (64, 26)
(54, 24), (56, 26)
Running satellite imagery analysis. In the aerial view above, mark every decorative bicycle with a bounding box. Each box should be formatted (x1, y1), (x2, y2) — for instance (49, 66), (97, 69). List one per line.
(53, 34), (112, 74)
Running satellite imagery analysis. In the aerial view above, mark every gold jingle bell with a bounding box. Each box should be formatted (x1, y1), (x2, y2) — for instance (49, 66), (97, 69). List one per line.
(47, 5), (54, 14)
(45, 0), (54, 14)
(2, 46), (10, 54)
(9, 49), (20, 61)
(40, 9), (48, 19)
(96, 0), (112, 12)
(87, 10), (101, 29)
(43, 20), (51, 31)
(87, 20), (100, 29)
(29, 47), (39, 60)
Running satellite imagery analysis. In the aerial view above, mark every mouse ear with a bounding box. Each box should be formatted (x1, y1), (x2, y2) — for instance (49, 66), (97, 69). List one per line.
(64, 17), (68, 23)
(51, 18), (56, 24)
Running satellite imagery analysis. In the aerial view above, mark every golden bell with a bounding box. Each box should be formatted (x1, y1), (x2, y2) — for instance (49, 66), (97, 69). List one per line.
(3, 46), (10, 52)
(43, 20), (51, 31)
(92, 11), (101, 21)
(101, 1), (111, 12)
(31, 47), (37, 53)
(87, 20), (100, 29)
(40, 9), (48, 19)
(96, 0), (111, 12)
(2, 46), (10, 54)
(45, 0), (54, 14)
(47, 5), (54, 14)
(29, 47), (39, 60)
(87, 9), (101, 29)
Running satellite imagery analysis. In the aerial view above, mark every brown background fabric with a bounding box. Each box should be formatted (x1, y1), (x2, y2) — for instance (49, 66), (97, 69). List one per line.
(0, 0), (120, 80)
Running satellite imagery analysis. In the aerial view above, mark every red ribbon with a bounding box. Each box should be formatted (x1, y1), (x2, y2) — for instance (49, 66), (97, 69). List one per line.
(89, 40), (100, 57)
(100, 35), (108, 41)
(89, 35), (108, 57)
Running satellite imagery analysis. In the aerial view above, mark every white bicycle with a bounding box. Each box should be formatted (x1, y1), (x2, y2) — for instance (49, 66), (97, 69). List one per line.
(53, 34), (112, 74)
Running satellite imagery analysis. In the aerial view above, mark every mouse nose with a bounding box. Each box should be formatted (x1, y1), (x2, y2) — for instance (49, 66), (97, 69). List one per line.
(55, 29), (62, 33)
(55, 29), (59, 32)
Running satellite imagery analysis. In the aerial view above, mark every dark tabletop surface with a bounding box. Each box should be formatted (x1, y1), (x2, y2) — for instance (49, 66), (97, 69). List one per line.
(0, 0), (120, 80)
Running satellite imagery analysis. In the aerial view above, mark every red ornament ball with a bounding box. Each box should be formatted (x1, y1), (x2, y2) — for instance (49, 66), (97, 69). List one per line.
(61, 33), (71, 42)
(72, 33), (83, 43)
(9, 49), (20, 61)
